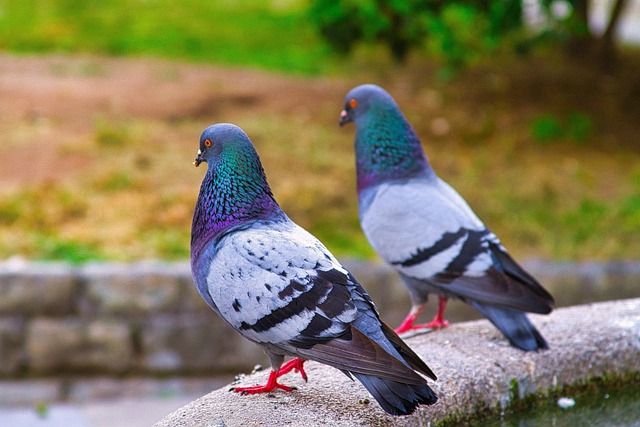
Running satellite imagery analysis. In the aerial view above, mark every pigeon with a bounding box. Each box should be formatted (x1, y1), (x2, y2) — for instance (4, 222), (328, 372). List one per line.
(339, 84), (554, 352)
(190, 123), (437, 416)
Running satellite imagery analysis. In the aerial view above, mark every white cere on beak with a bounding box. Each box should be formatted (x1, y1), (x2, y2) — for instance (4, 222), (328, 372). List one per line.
(198, 149), (202, 155)
(340, 110), (348, 118)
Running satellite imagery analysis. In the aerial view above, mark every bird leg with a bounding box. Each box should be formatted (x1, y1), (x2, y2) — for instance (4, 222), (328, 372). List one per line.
(231, 369), (296, 394)
(425, 296), (450, 329)
(276, 358), (307, 382)
(395, 296), (450, 333)
(394, 304), (425, 333)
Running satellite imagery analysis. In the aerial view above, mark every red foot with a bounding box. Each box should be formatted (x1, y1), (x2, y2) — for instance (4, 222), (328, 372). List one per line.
(395, 313), (420, 334)
(395, 296), (451, 333)
(425, 317), (450, 329)
(425, 295), (450, 329)
(276, 358), (307, 382)
(231, 370), (296, 395)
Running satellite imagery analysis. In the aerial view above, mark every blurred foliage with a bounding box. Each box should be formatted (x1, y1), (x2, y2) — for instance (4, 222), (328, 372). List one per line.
(539, 0), (590, 35)
(531, 114), (564, 143)
(425, 3), (498, 75)
(0, 185), (101, 264)
(0, 0), (331, 74)
(96, 171), (136, 192)
(531, 112), (593, 144)
(34, 402), (50, 419)
(309, 0), (522, 67)
(309, 0), (634, 70)
(36, 236), (106, 264)
(94, 119), (131, 147)
(0, 0), (633, 73)
(566, 112), (593, 142)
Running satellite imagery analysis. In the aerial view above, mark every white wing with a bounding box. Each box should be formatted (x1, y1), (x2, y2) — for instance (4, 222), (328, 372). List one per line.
(204, 220), (356, 345)
(360, 178), (495, 280)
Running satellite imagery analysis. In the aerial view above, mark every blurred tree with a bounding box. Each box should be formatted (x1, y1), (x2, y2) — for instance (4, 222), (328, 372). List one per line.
(308, 0), (522, 64)
(308, 0), (427, 61)
(540, 0), (630, 63)
(309, 0), (631, 67)
(601, 0), (629, 61)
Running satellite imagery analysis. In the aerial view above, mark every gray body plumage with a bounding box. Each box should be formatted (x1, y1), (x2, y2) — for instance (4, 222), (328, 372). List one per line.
(341, 84), (554, 351)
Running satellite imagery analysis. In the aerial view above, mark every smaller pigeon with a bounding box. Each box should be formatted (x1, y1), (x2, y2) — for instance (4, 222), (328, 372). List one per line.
(339, 84), (555, 352)
(190, 123), (437, 416)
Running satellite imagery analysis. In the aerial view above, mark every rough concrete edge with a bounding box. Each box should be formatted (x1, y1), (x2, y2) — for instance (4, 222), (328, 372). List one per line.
(154, 298), (640, 427)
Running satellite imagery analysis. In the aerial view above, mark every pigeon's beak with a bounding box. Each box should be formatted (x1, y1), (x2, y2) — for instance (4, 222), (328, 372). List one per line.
(339, 109), (351, 127)
(193, 149), (204, 167)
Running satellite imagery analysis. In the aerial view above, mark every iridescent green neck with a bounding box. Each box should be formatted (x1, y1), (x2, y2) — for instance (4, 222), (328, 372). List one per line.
(190, 150), (283, 258)
(355, 107), (432, 192)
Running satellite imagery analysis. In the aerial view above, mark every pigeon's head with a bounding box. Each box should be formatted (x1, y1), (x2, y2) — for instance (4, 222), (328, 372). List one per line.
(190, 123), (281, 253)
(193, 123), (253, 168)
(339, 84), (397, 127)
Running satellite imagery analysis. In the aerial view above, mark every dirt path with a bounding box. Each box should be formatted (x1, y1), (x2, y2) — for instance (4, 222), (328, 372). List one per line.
(0, 54), (349, 187)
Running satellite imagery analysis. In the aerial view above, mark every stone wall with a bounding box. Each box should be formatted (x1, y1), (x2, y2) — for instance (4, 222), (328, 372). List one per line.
(1, 258), (639, 378)
(0, 261), (266, 377)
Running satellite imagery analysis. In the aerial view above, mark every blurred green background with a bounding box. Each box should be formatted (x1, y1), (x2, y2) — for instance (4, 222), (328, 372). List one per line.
(0, 0), (639, 263)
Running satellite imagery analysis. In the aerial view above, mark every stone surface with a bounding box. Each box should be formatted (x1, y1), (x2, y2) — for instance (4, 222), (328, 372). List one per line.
(26, 318), (133, 374)
(0, 376), (232, 407)
(81, 262), (182, 315)
(179, 276), (214, 313)
(0, 379), (61, 406)
(140, 313), (265, 373)
(64, 377), (231, 403)
(524, 260), (640, 307)
(0, 317), (25, 376)
(155, 298), (640, 427)
(0, 262), (78, 315)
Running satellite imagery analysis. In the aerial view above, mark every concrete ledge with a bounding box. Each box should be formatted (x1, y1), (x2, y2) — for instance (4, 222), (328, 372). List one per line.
(155, 298), (640, 427)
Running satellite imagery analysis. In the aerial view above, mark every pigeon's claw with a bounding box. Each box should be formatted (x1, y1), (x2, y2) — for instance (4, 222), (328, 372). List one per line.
(298, 367), (308, 383)
(394, 305), (425, 334)
(425, 318), (450, 329)
(231, 370), (296, 394)
(277, 358), (308, 383)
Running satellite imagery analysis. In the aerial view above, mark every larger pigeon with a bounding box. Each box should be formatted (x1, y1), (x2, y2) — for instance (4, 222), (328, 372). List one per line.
(339, 84), (554, 352)
(190, 123), (437, 416)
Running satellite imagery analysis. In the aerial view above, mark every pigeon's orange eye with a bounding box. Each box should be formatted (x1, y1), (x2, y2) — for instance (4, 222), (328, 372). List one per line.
(204, 139), (212, 147)
(349, 98), (357, 109)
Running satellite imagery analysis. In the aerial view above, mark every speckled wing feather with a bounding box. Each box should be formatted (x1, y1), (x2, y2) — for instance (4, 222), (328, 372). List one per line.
(199, 220), (357, 346)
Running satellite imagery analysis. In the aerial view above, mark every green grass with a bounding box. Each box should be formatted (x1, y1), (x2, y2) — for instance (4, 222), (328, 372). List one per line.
(0, 0), (335, 74)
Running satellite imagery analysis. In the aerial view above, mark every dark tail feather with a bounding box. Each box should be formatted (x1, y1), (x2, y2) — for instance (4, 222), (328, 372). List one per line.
(352, 373), (437, 416)
(380, 322), (437, 381)
(469, 301), (548, 352)
(489, 242), (555, 309)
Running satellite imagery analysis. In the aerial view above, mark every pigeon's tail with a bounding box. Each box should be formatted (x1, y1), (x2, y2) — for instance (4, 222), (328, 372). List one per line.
(351, 372), (437, 416)
(469, 301), (548, 352)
